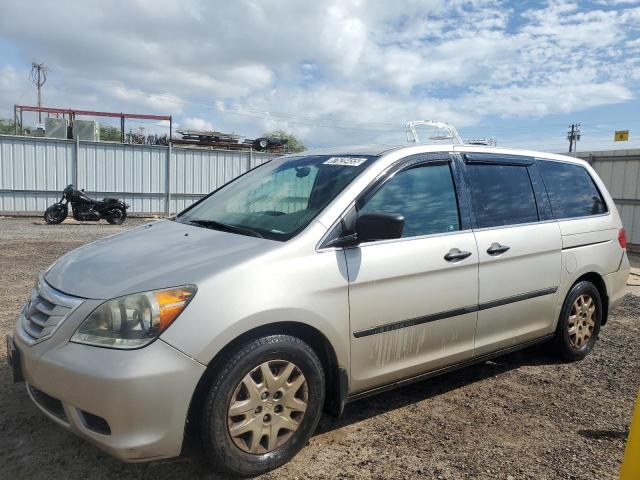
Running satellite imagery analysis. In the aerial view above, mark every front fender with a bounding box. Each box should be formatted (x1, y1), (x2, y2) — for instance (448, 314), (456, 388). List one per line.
(162, 306), (349, 371)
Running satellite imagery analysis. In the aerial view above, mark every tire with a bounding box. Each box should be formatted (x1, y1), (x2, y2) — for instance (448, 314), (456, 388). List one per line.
(105, 207), (127, 225)
(43, 204), (68, 224)
(553, 280), (602, 361)
(201, 335), (325, 477)
(254, 138), (269, 151)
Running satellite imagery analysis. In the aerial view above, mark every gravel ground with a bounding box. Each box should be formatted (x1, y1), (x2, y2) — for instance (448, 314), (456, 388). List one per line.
(1, 217), (638, 480)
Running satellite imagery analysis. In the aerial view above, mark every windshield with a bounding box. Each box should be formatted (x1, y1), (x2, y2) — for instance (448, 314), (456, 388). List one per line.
(178, 154), (377, 240)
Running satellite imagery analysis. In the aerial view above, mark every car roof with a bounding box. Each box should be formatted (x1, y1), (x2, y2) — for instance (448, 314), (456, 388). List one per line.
(451, 144), (590, 167)
(289, 143), (589, 168)
(289, 144), (406, 157)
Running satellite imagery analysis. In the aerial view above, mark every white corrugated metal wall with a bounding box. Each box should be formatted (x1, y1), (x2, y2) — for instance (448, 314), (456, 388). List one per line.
(577, 149), (640, 246)
(3, 135), (637, 245)
(0, 136), (75, 212)
(0, 135), (275, 215)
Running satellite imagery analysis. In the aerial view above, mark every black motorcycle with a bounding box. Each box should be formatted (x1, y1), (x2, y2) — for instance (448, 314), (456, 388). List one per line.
(44, 185), (129, 225)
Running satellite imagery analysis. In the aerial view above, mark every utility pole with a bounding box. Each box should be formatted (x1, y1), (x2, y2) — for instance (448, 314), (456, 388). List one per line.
(30, 62), (48, 124)
(567, 123), (581, 153)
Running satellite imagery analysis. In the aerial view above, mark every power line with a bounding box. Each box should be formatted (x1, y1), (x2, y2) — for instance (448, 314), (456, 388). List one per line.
(94, 81), (407, 132)
(89, 80), (640, 139)
(147, 91), (405, 132)
(21, 77), (639, 145)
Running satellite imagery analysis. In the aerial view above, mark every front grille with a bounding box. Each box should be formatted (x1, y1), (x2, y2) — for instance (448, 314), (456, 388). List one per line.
(28, 384), (67, 422)
(20, 277), (84, 344)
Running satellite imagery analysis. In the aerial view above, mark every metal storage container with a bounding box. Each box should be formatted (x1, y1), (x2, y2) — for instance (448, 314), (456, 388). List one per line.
(73, 120), (100, 141)
(45, 118), (68, 139)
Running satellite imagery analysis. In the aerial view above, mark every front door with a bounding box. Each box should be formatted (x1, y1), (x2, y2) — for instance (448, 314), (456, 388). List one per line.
(346, 156), (479, 394)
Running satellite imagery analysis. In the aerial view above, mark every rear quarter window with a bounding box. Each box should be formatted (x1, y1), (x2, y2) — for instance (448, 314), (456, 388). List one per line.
(538, 161), (608, 219)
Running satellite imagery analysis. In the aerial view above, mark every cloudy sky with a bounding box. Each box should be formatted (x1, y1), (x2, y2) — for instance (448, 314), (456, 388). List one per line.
(0, 0), (639, 151)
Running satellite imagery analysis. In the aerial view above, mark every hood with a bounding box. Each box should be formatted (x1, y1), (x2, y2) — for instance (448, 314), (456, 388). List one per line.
(45, 220), (279, 299)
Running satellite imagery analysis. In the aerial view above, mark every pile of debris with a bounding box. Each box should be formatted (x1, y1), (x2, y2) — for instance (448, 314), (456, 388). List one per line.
(173, 129), (288, 152)
(125, 131), (170, 146)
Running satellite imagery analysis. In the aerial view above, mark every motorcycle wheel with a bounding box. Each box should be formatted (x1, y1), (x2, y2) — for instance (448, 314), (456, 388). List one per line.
(44, 204), (68, 225)
(105, 207), (127, 225)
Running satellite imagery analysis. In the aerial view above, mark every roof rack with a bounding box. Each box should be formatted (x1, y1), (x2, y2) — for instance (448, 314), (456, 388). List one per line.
(405, 120), (463, 145)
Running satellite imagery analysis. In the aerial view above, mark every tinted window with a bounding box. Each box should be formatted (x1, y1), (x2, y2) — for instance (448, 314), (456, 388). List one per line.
(467, 163), (538, 228)
(360, 163), (460, 237)
(539, 161), (607, 219)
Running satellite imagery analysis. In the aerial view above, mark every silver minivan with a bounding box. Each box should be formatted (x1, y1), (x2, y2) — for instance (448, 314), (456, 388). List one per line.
(7, 141), (630, 476)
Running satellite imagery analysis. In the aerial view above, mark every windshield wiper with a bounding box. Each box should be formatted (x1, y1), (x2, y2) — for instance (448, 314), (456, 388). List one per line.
(186, 219), (264, 238)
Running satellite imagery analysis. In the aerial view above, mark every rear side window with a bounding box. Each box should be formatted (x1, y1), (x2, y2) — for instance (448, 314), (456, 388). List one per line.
(466, 163), (539, 228)
(359, 163), (460, 237)
(538, 161), (607, 219)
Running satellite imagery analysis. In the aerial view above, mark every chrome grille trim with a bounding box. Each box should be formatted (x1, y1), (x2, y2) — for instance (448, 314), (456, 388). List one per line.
(20, 276), (84, 345)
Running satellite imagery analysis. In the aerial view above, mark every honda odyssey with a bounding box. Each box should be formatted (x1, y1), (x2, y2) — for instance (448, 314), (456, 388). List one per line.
(7, 141), (630, 476)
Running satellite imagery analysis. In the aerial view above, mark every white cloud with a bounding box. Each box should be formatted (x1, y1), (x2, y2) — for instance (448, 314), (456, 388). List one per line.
(181, 116), (215, 131)
(0, 0), (638, 147)
(461, 82), (633, 117)
(0, 66), (23, 116)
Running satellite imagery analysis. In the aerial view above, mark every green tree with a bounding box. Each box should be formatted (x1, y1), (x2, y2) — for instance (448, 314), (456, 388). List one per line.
(0, 118), (18, 135)
(264, 129), (306, 153)
(100, 126), (122, 142)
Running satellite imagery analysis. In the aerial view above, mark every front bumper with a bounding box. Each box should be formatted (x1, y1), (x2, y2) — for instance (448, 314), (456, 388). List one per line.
(13, 328), (206, 462)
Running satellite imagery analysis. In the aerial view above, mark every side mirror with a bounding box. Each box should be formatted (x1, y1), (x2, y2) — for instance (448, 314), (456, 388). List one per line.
(356, 212), (404, 243)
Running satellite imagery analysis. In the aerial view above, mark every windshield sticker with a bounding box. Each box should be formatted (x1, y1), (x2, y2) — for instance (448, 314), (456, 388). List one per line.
(323, 157), (368, 167)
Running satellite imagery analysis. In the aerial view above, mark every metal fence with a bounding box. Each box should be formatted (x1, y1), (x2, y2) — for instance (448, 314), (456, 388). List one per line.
(0, 134), (275, 215)
(2, 135), (638, 246)
(576, 149), (640, 246)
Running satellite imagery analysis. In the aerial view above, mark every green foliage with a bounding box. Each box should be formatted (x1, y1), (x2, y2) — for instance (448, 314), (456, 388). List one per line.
(99, 126), (122, 142)
(0, 118), (18, 135)
(264, 129), (306, 153)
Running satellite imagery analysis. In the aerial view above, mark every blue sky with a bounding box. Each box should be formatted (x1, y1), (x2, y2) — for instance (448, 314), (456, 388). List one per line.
(0, 0), (639, 152)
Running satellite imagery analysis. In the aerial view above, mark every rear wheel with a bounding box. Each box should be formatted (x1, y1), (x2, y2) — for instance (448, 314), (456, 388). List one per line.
(43, 204), (67, 224)
(554, 280), (602, 361)
(105, 207), (127, 225)
(201, 335), (325, 477)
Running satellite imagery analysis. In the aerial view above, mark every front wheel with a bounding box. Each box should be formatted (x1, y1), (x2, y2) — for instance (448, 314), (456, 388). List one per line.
(105, 207), (127, 225)
(553, 280), (602, 361)
(43, 204), (68, 224)
(201, 335), (325, 477)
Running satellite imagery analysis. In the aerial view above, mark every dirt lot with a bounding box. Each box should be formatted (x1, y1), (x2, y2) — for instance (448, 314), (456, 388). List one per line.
(1, 217), (638, 480)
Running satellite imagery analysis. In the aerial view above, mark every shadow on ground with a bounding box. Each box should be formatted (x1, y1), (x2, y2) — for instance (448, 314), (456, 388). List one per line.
(145, 343), (563, 478)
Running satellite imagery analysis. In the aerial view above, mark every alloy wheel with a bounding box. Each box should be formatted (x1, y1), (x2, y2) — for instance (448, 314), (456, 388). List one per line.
(568, 294), (596, 349)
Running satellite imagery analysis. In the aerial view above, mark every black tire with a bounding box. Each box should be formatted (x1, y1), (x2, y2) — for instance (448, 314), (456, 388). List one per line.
(43, 204), (68, 224)
(201, 335), (325, 477)
(254, 137), (269, 151)
(553, 280), (602, 361)
(105, 207), (127, 225)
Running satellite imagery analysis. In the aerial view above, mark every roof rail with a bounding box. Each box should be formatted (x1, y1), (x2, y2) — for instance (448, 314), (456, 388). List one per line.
(405, 120), (463, 145)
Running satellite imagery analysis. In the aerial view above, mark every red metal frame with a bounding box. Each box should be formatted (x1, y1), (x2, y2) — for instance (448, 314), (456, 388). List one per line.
(14, 104), (172, 143)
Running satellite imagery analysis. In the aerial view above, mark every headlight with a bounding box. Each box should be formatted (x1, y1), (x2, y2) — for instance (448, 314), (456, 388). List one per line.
(70, 286), (196, 349)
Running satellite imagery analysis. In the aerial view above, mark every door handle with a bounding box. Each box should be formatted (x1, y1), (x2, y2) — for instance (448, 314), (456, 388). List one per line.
(444, 248), (472, 262)
(487, 242), (510, 255)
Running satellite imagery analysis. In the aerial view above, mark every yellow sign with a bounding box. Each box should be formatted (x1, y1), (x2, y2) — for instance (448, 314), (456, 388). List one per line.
(615, 130), (630, 141)
(621, 389), (640, 479)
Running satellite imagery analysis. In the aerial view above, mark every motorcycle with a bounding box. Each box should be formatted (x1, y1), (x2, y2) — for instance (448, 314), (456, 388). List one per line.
(44, 185), (129, 225)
